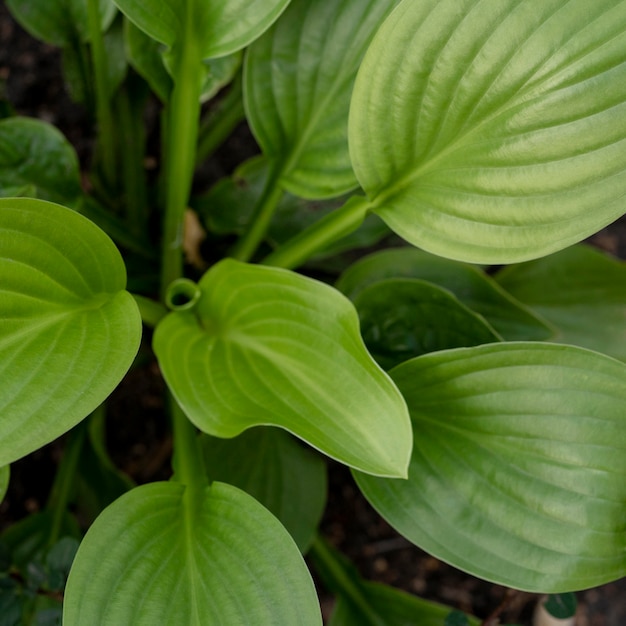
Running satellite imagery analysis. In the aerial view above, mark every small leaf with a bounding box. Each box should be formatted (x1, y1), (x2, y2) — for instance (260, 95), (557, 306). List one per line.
(0, 118), (82, 206)
(354, 278), (501, 369)
(245, 0), (401, 198)
(496, 244), (626, 361)
(45, 537), (79, 591)
(349, 0), (626, 263)
(544, 593), (577, 619)
(354, 343), (626, 591)
(444, 611), (472, 626)
(63, 482), (322, 625)
(200, 427), (326, 552)
(0, 198), (142, 465)
(336, 248), (553, 341)
(154, 259), (411, 478)
(114, 0), (290, 59)
(0, 466), (8, 503)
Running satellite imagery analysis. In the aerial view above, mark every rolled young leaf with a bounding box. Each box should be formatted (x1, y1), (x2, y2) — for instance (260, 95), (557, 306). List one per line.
(245, 0), (401, 198)
(0, 198), (141, 465)
(153, 259), (412, 478)
(355, 343), (626, 592)
(349, 0), (626, 263)
(496, 244), (626, 361)
(63, 482), (322, 625)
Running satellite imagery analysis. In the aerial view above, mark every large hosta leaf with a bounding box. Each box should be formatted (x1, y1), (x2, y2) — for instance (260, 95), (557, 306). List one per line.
(355, 343), (626, 592)
(349, 0), (626, 263)
(114, 0), (290, 59)
(201, 427), (326, 552)
(337, 248), (552, 341)
(245, 0), (401, 198)
(0, 198), (141, 465)
(496, 244), (626, 361)
(154, 259), (411, 477)
(64, 482), (322, 625)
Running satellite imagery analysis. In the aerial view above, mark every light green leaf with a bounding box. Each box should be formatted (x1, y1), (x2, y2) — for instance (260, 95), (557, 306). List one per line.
(200, 427), (326, 552)
(355, 343), (626, 592)
(6, 0), (116, 47)
(0, 198), (142, 465)
(113, 0), (291, 59)
(245, 0), (401, 199)
(354, 278), (501, 370)
(349, 0), (626, 263)
(336, 248), (553, 341)
(0, 465), (9, 503)
(63, 482), (322, 625)
(496, 244), (626, 361)
(0, 118), (82, 206)
(154, 259), (411, 478)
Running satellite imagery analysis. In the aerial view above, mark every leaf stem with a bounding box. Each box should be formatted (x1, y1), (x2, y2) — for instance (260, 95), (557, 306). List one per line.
(230, 159), (285, 262)
(132, 294), (168, 328)
(262, 194), (370, 269)
(309, 535), (386, 626)
(46, 420), (88, 548)
(86, 0), (117, 189)
(170, 397), (207, 491)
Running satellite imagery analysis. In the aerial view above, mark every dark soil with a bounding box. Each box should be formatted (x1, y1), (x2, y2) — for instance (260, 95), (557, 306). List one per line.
(1, 5), (625, 625)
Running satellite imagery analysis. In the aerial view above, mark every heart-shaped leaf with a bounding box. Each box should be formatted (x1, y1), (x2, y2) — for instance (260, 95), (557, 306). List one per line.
(200, 427), (326, 552)
(0, 118), (82, 206)
(245, 0), (401, 198)
(354, 278), (501, 370)
(63, 482), (322, 625)
(0, 198), (141, 465)
(355, 343), (626, 592)
(349, 0), (626, 263)
(336, 248), (553, 341)
(114, 0), (290, 60)
(496, 244), (626, 361)
(154, 259), (411, 478)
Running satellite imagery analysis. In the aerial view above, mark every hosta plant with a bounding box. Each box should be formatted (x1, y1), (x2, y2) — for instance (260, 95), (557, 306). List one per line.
(1, 0), (626, 624)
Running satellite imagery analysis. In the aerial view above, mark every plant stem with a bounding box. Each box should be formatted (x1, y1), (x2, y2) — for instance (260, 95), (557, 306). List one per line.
(86, 0), (117, 189)
(230, 159), (285, 262)
(46, 420), (88, 548)
(309, 535), (386, 626)
(132, 294), (168, 327)
(160, 45), (204, 298)
(170, 397), (207, 491)
(262, 194), (370, 269)
(196, 76), (245, 164)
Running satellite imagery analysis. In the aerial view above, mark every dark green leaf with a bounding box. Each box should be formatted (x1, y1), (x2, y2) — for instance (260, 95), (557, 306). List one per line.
(45, 537), (79, 591)
(544, 593), (577, 619)
(444, 611), (471, 626)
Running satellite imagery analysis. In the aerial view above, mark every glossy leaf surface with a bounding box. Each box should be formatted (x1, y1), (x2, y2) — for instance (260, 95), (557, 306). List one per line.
(113, 0), (290, 59)
(64, 482), (322, 625)
(154, 259), (411, 477)
(496, 245), (626, 361)
(336, 248), (553, 341)
(201, 427), (326, 552)
(0, 198), (141, 465)
(355, 343), (626, 591)
(349, 0), (626, 263)
(354, 278), (501, 370)
(6, 0), (116, 46)
(245, 0), (401, 198)
(0, 118), (82, 206)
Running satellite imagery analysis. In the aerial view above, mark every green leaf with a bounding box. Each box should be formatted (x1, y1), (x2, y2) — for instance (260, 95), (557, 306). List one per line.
(245, 0), (401, 198)
(336, 248), (553, 341)
(154, 259), (411, 478)
(0, 118), (82, 206)
(544, 593), (577, 619)
(354, 342), (626, 592)
(113, 0), (291, 59)
(200, 427), (326, 552)
(63, 482), (322, 625)
(349, 0), (626, 263)
(195, 156), (387, 257)
(444, 612), (472, 626)
(45, 537), (79, 591)
(0, 198), (142, 465)
(6, 0), (116, 47)
(0, 466), (8, 503)
(496, 244), (626, 361)
(101, 14), (128, 100)
(354, 278), (501, 370)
